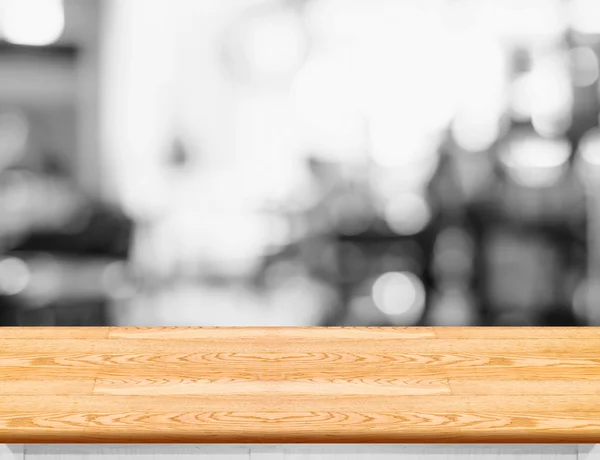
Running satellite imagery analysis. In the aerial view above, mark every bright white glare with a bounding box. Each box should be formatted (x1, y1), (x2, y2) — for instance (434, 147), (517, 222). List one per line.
(326, 4), (459, 165)
(501, 135), (571, 188)
(291, 50), (367, 162)
(0, 257), (30, 295)
(451, 35), (506, 153)
(510, 55), (573, 137)
(510, 75), (535, 122)
(568, 0), (600, 35)
(532, 112), (572, 139)
(296, 1), (462, 165)
(452, 111), (500, 153)
(578, 127), (600, 167)
(0, 0), (65, 46)
(369, 153), (440, 198)
(480, 0), (566, 47)
(569, 47), (600, 87)
(384, 193), (431, 236)
(372, 271), (426, 321)
(369, 118), (441, 168)
(235, 6), (307, 82)
(453, 33), (507, 111)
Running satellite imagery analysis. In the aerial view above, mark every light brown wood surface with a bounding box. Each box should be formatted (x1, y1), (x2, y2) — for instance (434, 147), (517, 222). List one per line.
(1, 326), (600, 443)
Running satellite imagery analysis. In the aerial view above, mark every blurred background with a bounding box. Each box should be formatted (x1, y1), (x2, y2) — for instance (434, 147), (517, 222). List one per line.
(2, 0), (600, 327)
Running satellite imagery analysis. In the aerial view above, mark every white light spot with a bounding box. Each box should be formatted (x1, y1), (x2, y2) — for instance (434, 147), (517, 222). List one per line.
(500, 135), (571, 188)
(372, 271), (426, 322)
(384, 193), (431, 236)
(0, 0), (65, 46)
(579, 127), (600, 167)
(452, 111), (501, 153)
(233, 5), (308, 82)
(0, 257), (30, 295)
(568, 0), (600, 35)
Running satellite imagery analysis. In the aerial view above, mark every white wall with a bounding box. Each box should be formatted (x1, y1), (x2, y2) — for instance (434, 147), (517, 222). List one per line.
(2, 444), (598, 460)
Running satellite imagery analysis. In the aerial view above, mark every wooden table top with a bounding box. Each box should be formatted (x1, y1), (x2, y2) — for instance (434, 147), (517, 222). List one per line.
(1, 326), (600, 443)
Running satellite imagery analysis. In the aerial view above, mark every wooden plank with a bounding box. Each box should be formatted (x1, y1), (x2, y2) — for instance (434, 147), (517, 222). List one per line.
(0, 327), (599, 443)
(93, 377), (451, 396)
(0, 328), (110, 339)
(450, 380), (600, 395)
(434, 327), (600, 339)
(1, 411), (599, 443)
(107, 327), (436, 340)
(2, 337), (598, 354)
(3, 395), (600, 414)
(0, 380), (94, 395)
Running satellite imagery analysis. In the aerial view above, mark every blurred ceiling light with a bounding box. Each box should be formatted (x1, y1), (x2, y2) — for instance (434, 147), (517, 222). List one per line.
(0, 257), (30, 295)
(500, 135), (571, 188)
(371, 271), (426, 324)
(224, 3), (308, 86)
(0, 0), (65, 46)
(384, 193), (431, 236)
(569, 47), (600, 87)
(567, 0), (600, 35)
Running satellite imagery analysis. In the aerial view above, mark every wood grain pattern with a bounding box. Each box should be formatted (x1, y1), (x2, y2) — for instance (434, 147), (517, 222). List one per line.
(1, 327), (600, 443)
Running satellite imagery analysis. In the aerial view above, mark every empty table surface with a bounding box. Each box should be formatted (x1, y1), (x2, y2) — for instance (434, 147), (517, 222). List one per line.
(1, 326), (600, 443)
